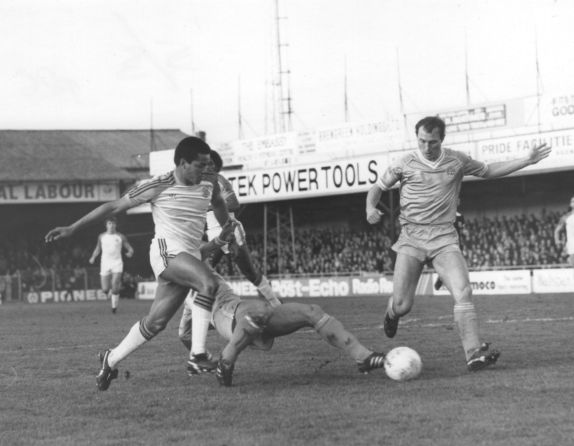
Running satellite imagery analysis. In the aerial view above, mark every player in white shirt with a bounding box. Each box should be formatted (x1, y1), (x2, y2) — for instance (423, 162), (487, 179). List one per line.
(45, 136), (231, 391)
(89, 217), (134, 313)
(554, 195), (574, 268)
(366, 116), (551, 372)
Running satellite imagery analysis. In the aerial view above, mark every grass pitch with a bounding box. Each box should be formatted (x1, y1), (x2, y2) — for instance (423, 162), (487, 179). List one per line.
(1, 293), (574, 446)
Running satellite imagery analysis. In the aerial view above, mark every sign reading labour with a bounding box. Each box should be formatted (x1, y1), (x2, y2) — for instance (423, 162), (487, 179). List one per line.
(0, 182), (119, 203)
(226, 156), (383, 203)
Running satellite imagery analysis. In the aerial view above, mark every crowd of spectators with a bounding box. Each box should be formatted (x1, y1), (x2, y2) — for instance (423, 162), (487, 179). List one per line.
(0, 208), (570, 300)
(214, 208), (570, 276)
(460, 209), (563, 268)
(0, 234), (147, 300)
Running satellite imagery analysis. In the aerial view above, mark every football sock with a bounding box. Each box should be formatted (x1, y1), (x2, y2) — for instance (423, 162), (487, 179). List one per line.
(111, 293), (119, 310)
(314, 314), (371, 362)
(453, 302), (481, 360)
(191, 298), (212, 356)
(107, 321), (147, 368)
(256, 276), (281, 307)
(178, 297), (193, 351)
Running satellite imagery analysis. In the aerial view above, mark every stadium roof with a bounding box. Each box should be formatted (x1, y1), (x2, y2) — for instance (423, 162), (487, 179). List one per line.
(0, 129), (188, 181)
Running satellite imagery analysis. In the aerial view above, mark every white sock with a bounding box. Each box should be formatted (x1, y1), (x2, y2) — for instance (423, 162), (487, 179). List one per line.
(454, 302), (481, 360)
(108, 322), (147, 368)
(111, 293), (119, 309)
(191, 306), (211, 356)
(256, 276), (281, 307)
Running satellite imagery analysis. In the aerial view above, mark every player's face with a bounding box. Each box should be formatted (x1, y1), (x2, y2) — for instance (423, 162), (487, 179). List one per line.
(181, 153), (210, 185)
(106, 221), (116, 232)
(205, 157), (216, 174)
(417, 127), (443, 161)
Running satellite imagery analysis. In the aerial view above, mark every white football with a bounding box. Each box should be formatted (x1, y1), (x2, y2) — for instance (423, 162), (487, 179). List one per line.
(384, 346), (422, 381)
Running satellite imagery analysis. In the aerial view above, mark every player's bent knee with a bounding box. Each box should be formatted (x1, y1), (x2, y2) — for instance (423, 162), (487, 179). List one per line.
(141, 316), (169, 339)
(393, 299), (413, 316)
(242, 301), (272, 332)
(200, 275), (218, 296)
(452, 284), (472, 304)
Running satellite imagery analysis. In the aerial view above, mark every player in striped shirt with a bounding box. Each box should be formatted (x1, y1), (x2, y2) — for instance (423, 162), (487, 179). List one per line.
(45, 136), (231, 390)
(366, 116), (551, 372)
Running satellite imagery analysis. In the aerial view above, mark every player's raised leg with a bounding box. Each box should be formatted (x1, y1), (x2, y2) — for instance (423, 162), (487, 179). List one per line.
(160, 253), (219, 373)
(97, 279), (188, 390)
(383, 253), (423, 338)
(232, 223), (281, 307)
(265, 303), (385, 373)
(433, 250), (500, 371)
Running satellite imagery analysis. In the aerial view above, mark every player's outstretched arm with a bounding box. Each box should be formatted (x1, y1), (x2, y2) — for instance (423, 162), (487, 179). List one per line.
(45, 197), (134, 243)
(483, 142), (552, 179)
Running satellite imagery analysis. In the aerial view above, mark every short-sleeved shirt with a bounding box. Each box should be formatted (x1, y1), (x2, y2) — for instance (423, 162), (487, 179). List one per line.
(126, 171), (213, 254)
(100, 233), (123, 265)
(376, 148), (487, 226)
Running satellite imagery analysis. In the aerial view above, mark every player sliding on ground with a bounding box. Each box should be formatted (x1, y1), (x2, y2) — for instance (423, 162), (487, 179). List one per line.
(179, 221), (387, 387)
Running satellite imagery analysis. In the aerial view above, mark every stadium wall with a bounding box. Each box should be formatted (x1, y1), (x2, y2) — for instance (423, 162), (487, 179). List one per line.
(135, 268), (573, 301)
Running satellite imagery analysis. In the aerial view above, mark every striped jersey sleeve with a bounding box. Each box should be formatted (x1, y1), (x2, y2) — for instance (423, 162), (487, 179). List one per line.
(126, 172), (176, 205)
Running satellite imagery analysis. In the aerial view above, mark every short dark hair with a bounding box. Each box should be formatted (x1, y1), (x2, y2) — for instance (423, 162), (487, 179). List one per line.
(210, 150), (223, 173)
(174, 136), (211, 165)
(105, 216), (117, 224)
(415, 116), (446, 140)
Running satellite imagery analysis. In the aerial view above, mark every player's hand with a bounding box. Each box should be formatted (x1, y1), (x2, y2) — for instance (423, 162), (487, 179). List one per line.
(45, 226), (74, 243)
(219, 218), (238, 243)
(88, 257), (95, 265)
(125, 251), (134, 258)
(528, 142), (552, 165)
(201, 171), (219, 185)
(366, 208), (384, 224)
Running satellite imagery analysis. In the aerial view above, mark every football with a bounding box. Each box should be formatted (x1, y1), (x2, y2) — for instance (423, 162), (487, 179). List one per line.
(384, 346), (423, 381)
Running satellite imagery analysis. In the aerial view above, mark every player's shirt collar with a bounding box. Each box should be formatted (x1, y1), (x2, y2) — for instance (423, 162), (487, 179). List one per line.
(415, 148), (445, 168)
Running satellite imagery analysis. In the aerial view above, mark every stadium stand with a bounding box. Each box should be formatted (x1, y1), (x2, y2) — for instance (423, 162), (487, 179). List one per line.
(0, 129), (187, 302)
(211, 208), (569, 277)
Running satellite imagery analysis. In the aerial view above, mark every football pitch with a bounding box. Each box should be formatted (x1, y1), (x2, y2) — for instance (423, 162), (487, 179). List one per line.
(1, 293), (573, 446)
